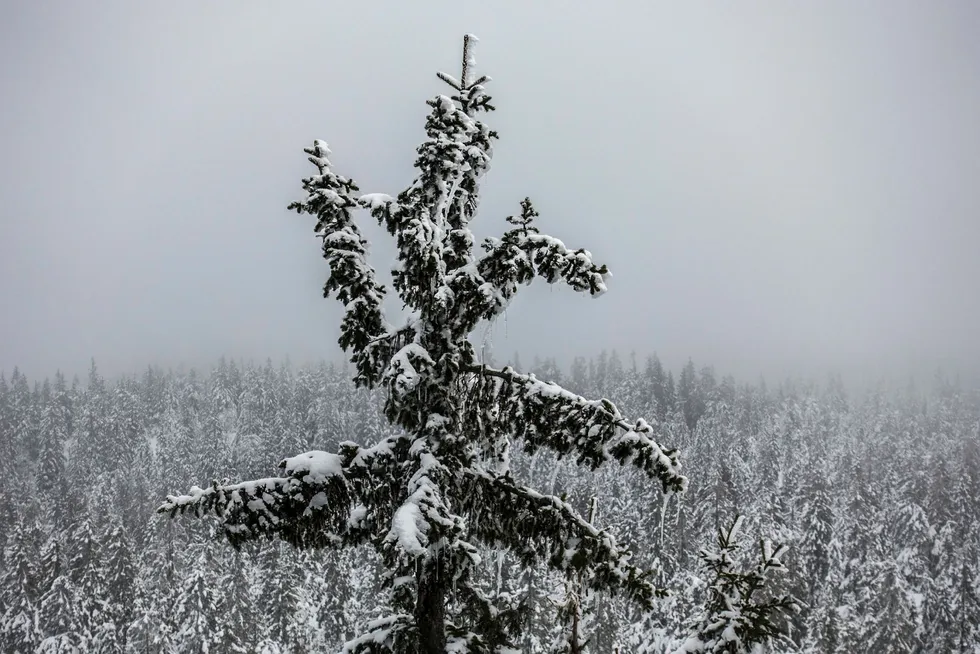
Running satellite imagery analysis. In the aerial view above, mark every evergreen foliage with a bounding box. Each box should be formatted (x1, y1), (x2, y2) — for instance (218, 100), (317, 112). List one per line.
(159, 35), (685, 653)
(675, 516), (797, 653)
(1, 522), (41, 653)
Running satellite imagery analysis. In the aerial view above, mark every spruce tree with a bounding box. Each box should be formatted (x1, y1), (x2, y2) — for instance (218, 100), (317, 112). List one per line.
(36, 375), (70, 526)
(172, 547), (222, 652)
(260, 543), (302, 649)
(678, 359), (702, 433)
(160, 35), (686, 653)
(218, 550), (252, 654)
(675, 516), (797, 654)
(1, 520), (41, 653)
(550, 497), (599, 654)
(66, 513), (107, 646)
(101, 518), (136, 651)
(36, 575), (81, 654)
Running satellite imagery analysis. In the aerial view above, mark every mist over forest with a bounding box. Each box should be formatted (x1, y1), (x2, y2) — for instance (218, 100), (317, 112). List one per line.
(3, 2), (980, 384)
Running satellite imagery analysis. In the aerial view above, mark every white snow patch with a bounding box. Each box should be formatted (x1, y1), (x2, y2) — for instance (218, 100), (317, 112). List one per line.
(360, 193), (393, 210)
(391, 502), (427, 556)
(282, 451), (344, 483)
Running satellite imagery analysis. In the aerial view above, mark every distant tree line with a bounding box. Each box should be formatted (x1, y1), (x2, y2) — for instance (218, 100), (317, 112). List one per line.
(0, 354), (978, 652)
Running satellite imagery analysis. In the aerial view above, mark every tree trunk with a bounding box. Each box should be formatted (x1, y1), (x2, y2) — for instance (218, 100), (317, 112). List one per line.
(415, 560), (447, 654)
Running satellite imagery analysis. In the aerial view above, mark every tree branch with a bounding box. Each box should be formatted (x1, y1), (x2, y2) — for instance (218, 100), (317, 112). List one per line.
(158, 436), (412, 549)
(460, 364), (687, 494)
(459, 466), (664, 609)
(288, 141), (390, 388)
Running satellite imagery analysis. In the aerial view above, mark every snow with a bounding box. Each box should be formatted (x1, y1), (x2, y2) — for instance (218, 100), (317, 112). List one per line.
(908, 590), (925, 613)
(146, 433), (159, 457)
(308, 140), (332, 173)
(359, 193), (393, 210)
(728, 514), (745, 542)
(348, 504), (368, 529)
(160, 451), (349, 521)
(309, 492), (329, 510)
(385, 343), (433, 396)
(391, 501), (427, 556)
(349, 434), (405, 470)
(281, 451), (344, 483)
(436, 71), (462, 90)
(462, 34), (479, 88)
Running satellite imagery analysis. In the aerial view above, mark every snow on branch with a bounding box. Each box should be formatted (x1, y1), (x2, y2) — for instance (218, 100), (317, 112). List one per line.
(288, 141), (390, 388)
(463, 198), (610, 325)
(158, 436), (412, 549)
(518, 232), (610, 296)
(437, 33), (494, 116)
(343, 614), (414, 654)
(158, 453), (352, 549)
(461, 364), (687, 494)
(460, 467), (664, 609)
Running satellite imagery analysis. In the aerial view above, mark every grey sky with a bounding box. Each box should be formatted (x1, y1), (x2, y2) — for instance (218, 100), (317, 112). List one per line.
(2, 2), (979, 385)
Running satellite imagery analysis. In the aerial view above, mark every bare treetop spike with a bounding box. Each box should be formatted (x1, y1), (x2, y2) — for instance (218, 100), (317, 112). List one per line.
(437, 33), (489, 93)
(461, 33), (477, 89)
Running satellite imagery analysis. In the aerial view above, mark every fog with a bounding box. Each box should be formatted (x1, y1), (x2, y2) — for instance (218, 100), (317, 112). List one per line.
(2, 2), (979, 386)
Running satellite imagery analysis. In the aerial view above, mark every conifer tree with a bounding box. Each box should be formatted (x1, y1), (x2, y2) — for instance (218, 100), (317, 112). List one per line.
(126, 554), (175, 654)
(0, 375), (14, 502)
(37, 536), (64, 598)
(65, 513), (107, 646)
(71, 360), (109, 483)
(36, 375), (70, 525)
(160, 35), (686, 653)
(1, 520), (41, 653)
(260, 543), (302, 649)
(551, 497), (599, 654)
(171, 548), (222, 652)
(218, 550), (252, 654)
(678, 359), (703, 433)
(675, 516), (797, 654)
(101, 518), (136, 650)
(36, 574), (81, 654)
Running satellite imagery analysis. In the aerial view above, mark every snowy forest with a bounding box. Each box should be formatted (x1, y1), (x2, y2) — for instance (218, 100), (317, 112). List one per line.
(1, 355), (979, 652)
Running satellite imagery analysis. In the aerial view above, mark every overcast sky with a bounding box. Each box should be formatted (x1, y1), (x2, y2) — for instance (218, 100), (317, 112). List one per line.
(2, 2), (979, 385)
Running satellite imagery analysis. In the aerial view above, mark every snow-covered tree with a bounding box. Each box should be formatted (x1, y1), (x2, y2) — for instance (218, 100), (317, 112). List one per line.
(160, 35), (686, 653)
(36, 575), (81, 654)
(1, 520), (41, 653)
(65, 512), (106, 642)
(101, 517), (137, 651)
(171, 547), (222, 652)
(217, 550), (252, 654)
(259, 543), (303, 650)
(675, 516), (797, 654)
